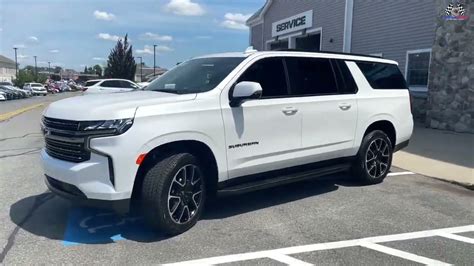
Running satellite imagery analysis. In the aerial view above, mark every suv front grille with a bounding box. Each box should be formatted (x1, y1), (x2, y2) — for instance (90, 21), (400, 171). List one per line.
(42, 117), (80, 131)
(43, 117), (90, 162)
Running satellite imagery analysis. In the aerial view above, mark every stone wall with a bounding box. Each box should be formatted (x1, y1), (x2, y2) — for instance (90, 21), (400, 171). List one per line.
(426, 0), (474, 133)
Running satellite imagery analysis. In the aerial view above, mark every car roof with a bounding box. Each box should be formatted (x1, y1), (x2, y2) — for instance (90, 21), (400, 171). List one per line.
(196, 50), (397, 65)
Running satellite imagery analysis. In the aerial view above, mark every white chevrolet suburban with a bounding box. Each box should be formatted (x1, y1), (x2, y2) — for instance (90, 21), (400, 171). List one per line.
(41, 50), (413, 235)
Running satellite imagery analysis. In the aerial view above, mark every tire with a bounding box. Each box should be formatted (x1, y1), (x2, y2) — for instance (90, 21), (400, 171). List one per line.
(141, 152), (206, 235)
(352, 130), (393, 184)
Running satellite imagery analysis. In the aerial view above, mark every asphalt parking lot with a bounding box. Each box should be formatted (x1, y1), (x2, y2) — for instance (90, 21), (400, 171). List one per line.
(0, 94), (473, 265)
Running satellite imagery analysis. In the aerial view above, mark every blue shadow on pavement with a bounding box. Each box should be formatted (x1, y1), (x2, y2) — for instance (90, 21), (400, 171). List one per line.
(63, 207), (160, 246)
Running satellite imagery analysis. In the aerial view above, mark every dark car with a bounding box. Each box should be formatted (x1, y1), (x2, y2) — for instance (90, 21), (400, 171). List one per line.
(0, 86), (23, 99)
(0, 87), (15, 100)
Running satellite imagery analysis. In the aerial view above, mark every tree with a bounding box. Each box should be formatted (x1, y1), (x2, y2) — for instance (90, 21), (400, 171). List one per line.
(14, 69), (47, 87)
(87, 67), (93, 74)
(54, 66), (62, 73)
(83, 66), (88, 74)
(104, 34), (136, 80)
(93, 65), (103, 77)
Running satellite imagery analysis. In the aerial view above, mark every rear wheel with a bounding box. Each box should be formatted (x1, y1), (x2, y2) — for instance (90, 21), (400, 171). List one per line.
(141, 153), (206, 235)
(352, 130), (393, 184)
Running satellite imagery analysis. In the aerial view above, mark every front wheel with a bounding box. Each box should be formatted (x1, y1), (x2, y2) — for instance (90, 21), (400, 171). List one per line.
(352, 130), (393, 184)
(141, 153), (206, 235)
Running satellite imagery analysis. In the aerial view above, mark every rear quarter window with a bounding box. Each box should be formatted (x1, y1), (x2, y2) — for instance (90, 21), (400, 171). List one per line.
(85, 81), (100, 86)
(356, 62), (408, 89)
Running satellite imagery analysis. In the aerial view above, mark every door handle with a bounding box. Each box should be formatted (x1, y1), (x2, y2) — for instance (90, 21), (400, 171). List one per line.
(339, 103), (351, 111)
(282, 107), (298, 116)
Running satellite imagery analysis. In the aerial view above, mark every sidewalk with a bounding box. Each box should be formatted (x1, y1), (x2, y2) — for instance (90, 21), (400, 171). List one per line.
(393, 125), (474, 189)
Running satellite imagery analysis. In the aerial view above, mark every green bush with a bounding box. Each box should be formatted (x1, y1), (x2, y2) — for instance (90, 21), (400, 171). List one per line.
(13, 69), (47, 87)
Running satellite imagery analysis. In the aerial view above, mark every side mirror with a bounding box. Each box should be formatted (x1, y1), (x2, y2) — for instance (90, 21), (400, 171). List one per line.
(230, 81), (262, 107)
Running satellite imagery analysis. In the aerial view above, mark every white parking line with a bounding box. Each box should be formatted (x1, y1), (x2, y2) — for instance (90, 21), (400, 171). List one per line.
(266, 253), (312, 266)
(387, 171), (414, 176)
(165, 225), (474, 265)
(359, 241), (450, 265)
(435, 232), (474, 244)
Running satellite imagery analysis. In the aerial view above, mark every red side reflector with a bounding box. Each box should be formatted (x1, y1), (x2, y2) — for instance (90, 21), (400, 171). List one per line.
(136, 153), (147, 165)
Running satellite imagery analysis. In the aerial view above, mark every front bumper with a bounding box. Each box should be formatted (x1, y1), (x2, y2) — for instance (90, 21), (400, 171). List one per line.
(45, 175), (130, 213)
(40, 149), (131, 201)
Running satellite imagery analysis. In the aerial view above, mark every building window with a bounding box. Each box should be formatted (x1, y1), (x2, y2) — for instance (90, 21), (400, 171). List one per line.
(269, 40), (288, 50)
(295, 33), (321, 52)
(406, 50), (431, 87)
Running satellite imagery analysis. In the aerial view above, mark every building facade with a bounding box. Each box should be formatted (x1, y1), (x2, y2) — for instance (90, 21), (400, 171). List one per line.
(0, 55), (17, 82)
(247, 0), (473, 132)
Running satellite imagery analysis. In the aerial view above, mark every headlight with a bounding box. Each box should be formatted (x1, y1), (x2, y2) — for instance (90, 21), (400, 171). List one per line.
(78, 118), (133, 135)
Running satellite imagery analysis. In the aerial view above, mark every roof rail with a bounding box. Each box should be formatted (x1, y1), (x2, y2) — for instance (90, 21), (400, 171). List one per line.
(272, 49), (383, 59)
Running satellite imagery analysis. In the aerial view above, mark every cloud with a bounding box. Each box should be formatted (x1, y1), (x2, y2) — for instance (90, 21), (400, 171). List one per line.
(141, 32), (173, 42)
(97, 33), (120, 41)
(17, 54), (28, 59)
(28, 36), (39, 42)
(136, 45), (173, 55)
(165, 0), (205, 16)
(13, 44), (26, 48)
(93, 57), (106, 61)
(80, 64), (87, 67)
(0, 28), (3, 32)
(94, 10), (116, 21)
(49, 49), (60, 53)
(221, 13), (251, 30)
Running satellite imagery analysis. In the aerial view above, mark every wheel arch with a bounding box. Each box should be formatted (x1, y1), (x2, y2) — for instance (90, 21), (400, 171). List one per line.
(363, 120), (396, 149)
(132, 138), (221, 202)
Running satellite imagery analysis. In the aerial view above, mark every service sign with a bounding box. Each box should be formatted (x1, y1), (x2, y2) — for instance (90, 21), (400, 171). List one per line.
(272, 10), (313, 37)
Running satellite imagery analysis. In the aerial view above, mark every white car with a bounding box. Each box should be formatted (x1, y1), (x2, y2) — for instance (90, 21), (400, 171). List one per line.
(24, 83), (47, 96)
(83, 79), (141, 94)
(41, 50), (413, 235)
(0, 91), (6, 101)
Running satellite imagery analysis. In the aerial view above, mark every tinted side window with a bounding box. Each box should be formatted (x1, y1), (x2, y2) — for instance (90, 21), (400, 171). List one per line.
(120, 81), (136, 88)
(101, 80), (121, 87)
(286, 57), (338, 96)
(334, 60), (358, 94)
(85, 80), (100, 86)
(238, 58), (288, 98)
(356, 62), (408, 89)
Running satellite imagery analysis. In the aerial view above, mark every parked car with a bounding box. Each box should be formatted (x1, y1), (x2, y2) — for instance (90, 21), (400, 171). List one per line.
(137, 75), (161, 88)
(0, 86), (22, 99)
(24, 83), (48, 96)
(5, 85), (29, 98)
(41, 50), (413, 235)
(83, 79), (141, 94)
(0, 87), (15, 100)
(0, 91), (6, 101)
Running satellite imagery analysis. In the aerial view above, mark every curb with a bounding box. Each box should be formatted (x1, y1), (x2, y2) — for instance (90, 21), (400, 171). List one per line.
(428, 176), (474, 191)
(0, 103), (45, 122)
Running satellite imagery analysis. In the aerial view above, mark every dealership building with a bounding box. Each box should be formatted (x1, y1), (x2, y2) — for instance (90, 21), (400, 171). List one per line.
(0, 55), (17, 82)
(246, 0), (436, 95)
(246, 0), (473, 133)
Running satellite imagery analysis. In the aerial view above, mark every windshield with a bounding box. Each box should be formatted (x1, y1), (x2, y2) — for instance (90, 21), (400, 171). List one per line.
(31, 84), (43, 87)
(146, 57), (244, 94)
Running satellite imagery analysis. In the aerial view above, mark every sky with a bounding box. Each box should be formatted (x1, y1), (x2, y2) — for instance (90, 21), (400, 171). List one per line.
(0, 0), (265, 71)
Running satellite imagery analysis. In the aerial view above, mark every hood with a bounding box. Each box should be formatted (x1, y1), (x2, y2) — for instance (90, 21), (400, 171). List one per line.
(43, 90), (196, 120)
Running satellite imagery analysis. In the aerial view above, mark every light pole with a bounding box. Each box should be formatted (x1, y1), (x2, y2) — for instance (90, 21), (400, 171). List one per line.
(13, 47), (18, 77)
(48, 62), (51, 75)
(137, 56), (143, 82)
(34, 56), (37, 80)
(153, 44), (157, 76)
